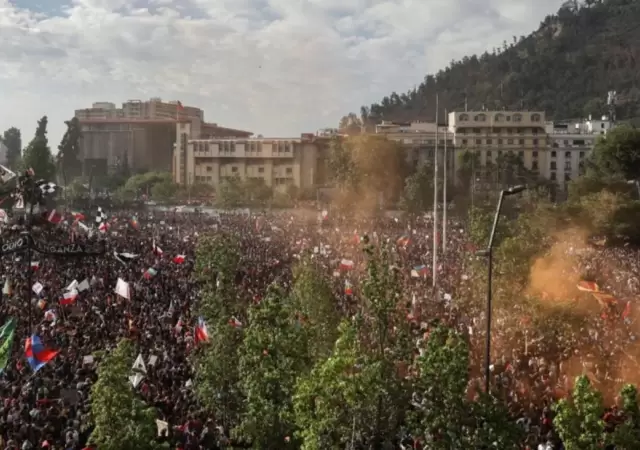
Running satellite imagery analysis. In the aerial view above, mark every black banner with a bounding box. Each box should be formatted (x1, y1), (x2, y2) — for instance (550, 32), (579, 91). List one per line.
(33, 241), (106, 257)
(0, 235), (33, 255)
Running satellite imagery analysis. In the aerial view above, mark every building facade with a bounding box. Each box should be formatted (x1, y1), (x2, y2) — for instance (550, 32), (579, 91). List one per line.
(375, 120), (455, 172)
(75, 99), (251, 175)
(173, 124), (328, 192)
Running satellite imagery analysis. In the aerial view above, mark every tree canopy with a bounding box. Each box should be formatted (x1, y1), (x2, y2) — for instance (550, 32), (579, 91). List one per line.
(1, 127), (21, 169)
(57, 117), (83, 184)
(22, 116), (55, 181)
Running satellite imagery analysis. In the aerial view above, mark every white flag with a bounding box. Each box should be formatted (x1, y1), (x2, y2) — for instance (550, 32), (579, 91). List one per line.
(130, 353), (147, 388)
(77, 279), (90, 292)
(114, 278), (130, 300)
(32, 281), (44, 295)
(66, 280), (79, 292)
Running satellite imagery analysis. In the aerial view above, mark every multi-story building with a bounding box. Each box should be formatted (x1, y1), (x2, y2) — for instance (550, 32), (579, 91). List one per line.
(544, 115), (612, 192)
(75, 99), (250, 175)
(375, 121), (455, 172)
(173, 123), (330, 192)
(449, 110), (548, 189)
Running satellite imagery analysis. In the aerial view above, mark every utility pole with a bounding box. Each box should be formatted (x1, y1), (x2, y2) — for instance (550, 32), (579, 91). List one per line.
(442, 110), (448, 254)
(432, 94), (439, 287)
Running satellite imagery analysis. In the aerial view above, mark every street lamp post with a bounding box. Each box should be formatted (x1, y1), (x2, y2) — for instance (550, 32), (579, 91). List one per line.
(477, 184), (527, 393)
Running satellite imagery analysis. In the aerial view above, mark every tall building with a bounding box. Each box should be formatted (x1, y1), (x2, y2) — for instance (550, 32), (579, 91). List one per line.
(75, 98), (251, 176)
(545, 115), (612, 192)
(173, 123), (329, 192)
(449, 110), (548, 189)
(374, 120), (455, 172)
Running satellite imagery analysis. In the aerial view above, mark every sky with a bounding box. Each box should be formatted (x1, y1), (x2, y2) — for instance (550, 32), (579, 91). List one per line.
(0, 0), (563, 148)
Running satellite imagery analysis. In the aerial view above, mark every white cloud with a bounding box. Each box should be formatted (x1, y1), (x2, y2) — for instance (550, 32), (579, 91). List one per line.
(0, 0), (562, 147)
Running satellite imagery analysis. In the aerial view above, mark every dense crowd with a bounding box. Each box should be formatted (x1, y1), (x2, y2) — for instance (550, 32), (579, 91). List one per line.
(0, 206), (637, 449)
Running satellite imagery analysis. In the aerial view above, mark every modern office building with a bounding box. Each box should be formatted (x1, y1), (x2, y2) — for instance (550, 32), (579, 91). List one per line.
(75, 98), (250, 175)
(173, 124), (331, 192)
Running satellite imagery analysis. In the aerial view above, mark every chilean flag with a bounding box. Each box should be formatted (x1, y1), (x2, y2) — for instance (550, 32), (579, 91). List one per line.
(46, 209), (63, 224)
(25, 335), (59, 372)
(339, 259), (354, 271)
(30, 261), (40, 271)
(195, 317), (209, 343)
(173, 255), (186, 264)
(152, 239), (163, 256)
(59, 290), (78, 306)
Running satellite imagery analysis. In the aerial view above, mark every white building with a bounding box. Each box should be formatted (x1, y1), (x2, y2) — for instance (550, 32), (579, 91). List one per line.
(544, 115), (613, 191)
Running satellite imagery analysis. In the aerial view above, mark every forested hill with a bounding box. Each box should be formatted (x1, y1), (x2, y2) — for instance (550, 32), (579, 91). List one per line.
(351, 0), (640, 128)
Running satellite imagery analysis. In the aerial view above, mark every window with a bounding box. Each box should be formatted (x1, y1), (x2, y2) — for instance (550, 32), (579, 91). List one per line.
(286, 167), (293, 174)
(533, 151), (538, 158)
(550, 161), (557, 170)
(231, 166), (238, 173)
(531, 113), (541, 122)
(462, 139), (468, 145)
(533, 139), (539, 147)
(258, 167), (264, 173)
(565, 151), (571, 158)
(506, 116), (512, 122)
(601, 123), (605, 129)
(513, 114), (522, 122)
(498, 139), (503, 145)
(486, 139), (492, 145)
(564, 173), (571, 182)
(486, 151), (492, 159)
(519, 139), (525, 145)
(206, 166), (212, 172)
(474, 114), (486, 122)
(579, 151), (585, 159)
(475, 139), (481, 145)
(507, 139), (514, 145)
(564, 161), (571, 171)
(518, 151), (524, 159)
(551, 151), (557, 158)
(550, 172), (557, 181)
(473, 128), (481, 134)
(459, 114), (469, 121)
(532, 161), (539, 171)
(495, 113), (504, 122)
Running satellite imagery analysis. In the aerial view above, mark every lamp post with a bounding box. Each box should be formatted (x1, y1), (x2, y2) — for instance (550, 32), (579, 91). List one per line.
(627, 179), (640, 198)
(476, 184), (527, 393)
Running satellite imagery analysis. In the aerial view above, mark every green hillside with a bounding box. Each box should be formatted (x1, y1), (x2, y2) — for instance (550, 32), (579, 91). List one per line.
(354, 0), (640, 126)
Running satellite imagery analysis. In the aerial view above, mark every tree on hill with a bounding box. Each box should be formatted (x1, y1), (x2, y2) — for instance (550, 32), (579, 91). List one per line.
(23, 116), (55, 181)
(2, 127), (21, 169)
(353, 0), (640, 125)
(57, 117), (83, 184)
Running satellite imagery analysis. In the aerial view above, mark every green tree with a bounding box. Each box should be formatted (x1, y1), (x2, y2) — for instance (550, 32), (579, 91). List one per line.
(2, 127), (21, 169)
(235, 285), (310, 448)
(216, 174), (245, 208)
(291, 260), (340, 361)
(553, 375), (606, 450)
(89, 339), (158, 450)
(327, 137), (355, 188)
(294, 321), (369, 449)
(401, 162), (433, 214)
(151, 179), (178, 201)
(193, 234), (245, 430)
(585, 125), (640, 181)
(611, 384), (640, 449)
(57, 117), (82, 184)
(23, 116), (55, 180)
(243, 177), (273, 205)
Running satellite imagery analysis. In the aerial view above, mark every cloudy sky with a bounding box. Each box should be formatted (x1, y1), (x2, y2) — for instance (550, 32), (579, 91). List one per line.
(1, 0), (563, 147)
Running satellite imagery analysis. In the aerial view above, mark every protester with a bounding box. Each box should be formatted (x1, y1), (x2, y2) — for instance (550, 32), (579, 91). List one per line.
(0, 206), (636, 448)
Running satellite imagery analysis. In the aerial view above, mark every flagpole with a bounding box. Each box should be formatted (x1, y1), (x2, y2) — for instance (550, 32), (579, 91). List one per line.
(442, 109), (448, 254)
(432, 94), (439, 288)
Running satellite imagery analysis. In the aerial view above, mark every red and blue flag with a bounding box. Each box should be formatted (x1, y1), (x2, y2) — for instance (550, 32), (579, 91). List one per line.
(25, 335), (58, 372)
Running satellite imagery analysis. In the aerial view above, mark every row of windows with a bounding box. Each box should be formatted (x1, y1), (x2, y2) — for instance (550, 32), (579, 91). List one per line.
(551, 139), (594, 147)
(458, 113), (541, 123)
(198, 166), (293, 175)
(458, 127), (540, 135)
(462, 138), (541, 146)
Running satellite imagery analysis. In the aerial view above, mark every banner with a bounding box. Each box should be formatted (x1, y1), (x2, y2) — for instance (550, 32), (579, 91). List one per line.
(0, 235), (33, 255)
(32, 241), (106, 257)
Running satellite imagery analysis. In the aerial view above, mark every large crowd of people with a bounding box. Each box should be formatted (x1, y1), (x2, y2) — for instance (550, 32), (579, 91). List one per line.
(0, 205), (637, 449)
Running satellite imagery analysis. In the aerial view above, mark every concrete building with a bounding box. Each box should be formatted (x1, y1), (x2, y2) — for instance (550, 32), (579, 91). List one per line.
(75, 98), (251, 175)
(544, 115), (612, 191)
(375, 120), (455, 172)
(448, 110), (548, 189)
(173, 123), (329, 192)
